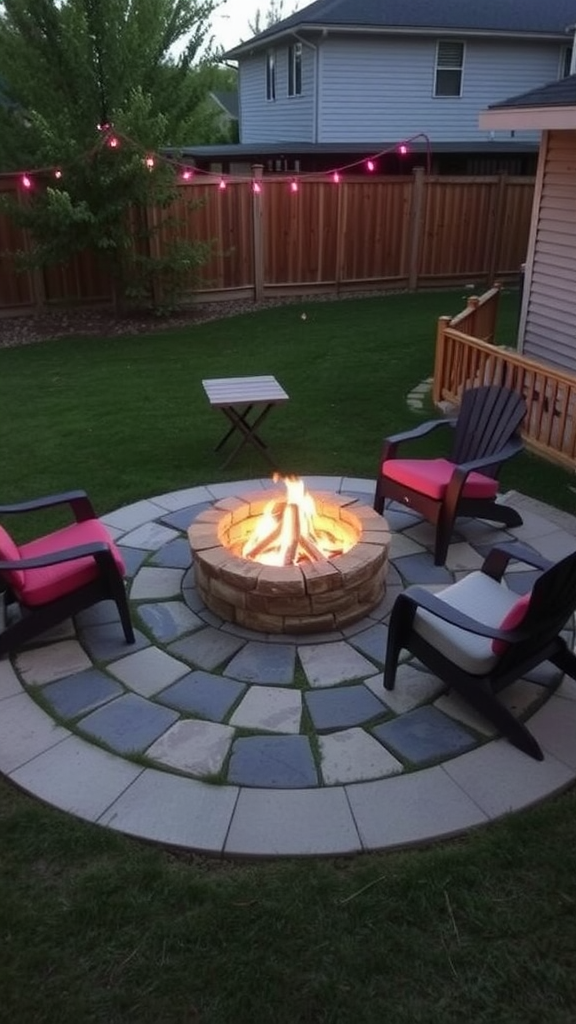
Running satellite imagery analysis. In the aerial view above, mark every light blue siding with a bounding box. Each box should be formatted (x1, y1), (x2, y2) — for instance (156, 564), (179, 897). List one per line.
(239, 45), (316, 142)
(239, 35), (566, 144)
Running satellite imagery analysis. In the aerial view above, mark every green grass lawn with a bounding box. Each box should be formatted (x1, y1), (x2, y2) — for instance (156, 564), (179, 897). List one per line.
(2, 288), (576, 1024)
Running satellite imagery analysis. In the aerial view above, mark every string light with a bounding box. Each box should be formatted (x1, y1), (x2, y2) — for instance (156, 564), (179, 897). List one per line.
(7, 129), (432, 193)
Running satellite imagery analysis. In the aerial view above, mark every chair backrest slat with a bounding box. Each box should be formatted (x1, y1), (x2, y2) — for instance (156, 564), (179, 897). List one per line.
(451, 386), (526, 466)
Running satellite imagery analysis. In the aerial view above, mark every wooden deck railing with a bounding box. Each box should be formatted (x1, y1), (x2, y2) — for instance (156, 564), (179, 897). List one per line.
(433, 290), (576, 469)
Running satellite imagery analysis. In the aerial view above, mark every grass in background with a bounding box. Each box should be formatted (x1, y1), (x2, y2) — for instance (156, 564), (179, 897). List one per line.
(2, 287), (576, 1023)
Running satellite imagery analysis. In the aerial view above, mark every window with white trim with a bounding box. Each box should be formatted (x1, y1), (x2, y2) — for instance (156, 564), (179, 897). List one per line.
(562, 45), (573, 77)
(435, 40), (464, 97)
(266, 49), (276, 100)
(288, 42), (302, 96)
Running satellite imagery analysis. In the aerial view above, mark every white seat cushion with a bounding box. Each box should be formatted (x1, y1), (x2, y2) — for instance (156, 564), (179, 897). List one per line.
(413, 571), (520, 675)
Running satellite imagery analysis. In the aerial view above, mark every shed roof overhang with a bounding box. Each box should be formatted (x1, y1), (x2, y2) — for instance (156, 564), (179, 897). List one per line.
(480, 106), (576, 131)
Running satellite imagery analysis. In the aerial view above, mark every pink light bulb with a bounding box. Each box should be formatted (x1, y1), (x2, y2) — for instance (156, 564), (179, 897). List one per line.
(219, 178), (227, 190)
(182, 168), (193, 181)
(290, 179), (299, 193)
(145, 156), (155, 170)
(108, 136), (119, 148)
(366, 160), (375, 172)
(398, 144), (408, 155)
(54, 169), (62, 179)
(252, 181), (262, 193)
(21, 174), (32, 189)
(332, 171), (340, 183)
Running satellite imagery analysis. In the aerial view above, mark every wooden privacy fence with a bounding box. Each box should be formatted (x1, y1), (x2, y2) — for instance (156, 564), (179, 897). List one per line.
(433, 288), (576, 469)
(0, 169), (535, 315)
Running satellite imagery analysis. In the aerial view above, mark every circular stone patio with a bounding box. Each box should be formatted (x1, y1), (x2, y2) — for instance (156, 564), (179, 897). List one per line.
(2, 476), (576, 858)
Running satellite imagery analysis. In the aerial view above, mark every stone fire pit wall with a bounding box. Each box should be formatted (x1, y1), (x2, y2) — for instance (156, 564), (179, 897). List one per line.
(188, 489), (391, 634)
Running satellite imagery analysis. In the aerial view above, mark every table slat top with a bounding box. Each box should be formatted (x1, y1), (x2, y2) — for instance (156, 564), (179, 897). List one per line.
(202, 375), (289, 406)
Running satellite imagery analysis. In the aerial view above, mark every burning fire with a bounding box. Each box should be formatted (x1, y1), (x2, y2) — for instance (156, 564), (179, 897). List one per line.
(241, 475), (357, 566)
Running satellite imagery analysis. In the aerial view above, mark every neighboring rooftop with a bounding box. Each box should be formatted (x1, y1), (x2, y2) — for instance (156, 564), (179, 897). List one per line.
(488, 73), (576, 110)
(225, 0), (576, 56)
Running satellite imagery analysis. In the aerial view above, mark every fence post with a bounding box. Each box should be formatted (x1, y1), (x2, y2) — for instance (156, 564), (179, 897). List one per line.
(486, 174), (507, 285)
(251, 164), (264, 302)
(408, 166), (425, 291)
(432, 315), (452, 404)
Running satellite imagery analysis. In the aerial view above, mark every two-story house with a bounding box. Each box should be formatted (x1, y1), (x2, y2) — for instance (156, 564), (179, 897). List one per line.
(179, 0), (576, 176)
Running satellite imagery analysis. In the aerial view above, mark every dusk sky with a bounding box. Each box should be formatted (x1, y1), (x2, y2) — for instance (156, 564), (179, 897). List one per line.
(210, 1), (300, 52)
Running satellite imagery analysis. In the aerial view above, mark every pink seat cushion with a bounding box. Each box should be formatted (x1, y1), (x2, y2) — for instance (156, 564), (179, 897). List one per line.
(17, 520), (126, 607)
(382, 457), (499, 500)
(492, 592), (532, 655)
(0, 524), (25, 591)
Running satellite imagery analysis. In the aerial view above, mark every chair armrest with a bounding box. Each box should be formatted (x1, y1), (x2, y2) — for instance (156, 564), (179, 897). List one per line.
(481, 542), (553, 582)
(382, 418), (457, 461)
(397, 586), (530, 644)
(0, 490), (96, 522)
(0, 541), (115, 572)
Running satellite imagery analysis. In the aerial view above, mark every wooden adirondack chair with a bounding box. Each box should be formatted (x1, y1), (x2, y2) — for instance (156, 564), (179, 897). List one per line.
(0, 489), (134, 656)
(384, 543), (576, 760)
(374, 385), (527, 564)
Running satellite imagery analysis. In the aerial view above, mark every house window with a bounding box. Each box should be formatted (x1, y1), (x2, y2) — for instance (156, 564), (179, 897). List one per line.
(435, 40), (464, 96)
(562, 45), (574, 77)
(288, 42), (302, 96)
(266, 50), (276, 100)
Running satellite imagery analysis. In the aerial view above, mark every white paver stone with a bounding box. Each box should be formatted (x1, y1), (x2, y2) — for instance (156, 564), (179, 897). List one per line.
(0, 659), (23, 701)
(150, 486), (214, 511)
(130, 567), (185, 600)
(146, 720), (235, 775)
(10, 735), (143, 820)
(299, 641), (378, 689)
(100, 499), (167, 532)
(527, 694), (576, 770)
(120, 522), (181, 551)
(365, 665), (445, 712)
(442, 739), (575, 818)
(225, 787), (361, 856)
(108, 647), (188, 696)
(0, 692), (69, 773)
(98, 769), (238, 852)
(15, 639), (92, 686)
(320, 728), (403, 785)
(346, 767), (488, 850)
(230, 686), (302, 733)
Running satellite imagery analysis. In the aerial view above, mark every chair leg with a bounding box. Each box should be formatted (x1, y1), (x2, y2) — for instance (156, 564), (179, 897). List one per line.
(452, 681), (544, 760)
(384, 600), (412, 690)
(373, 477), (385, 515)
(109, 576), (135, 643)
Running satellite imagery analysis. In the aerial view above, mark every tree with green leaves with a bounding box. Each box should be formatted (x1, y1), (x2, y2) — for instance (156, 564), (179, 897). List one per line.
(0, 0), (231, 311)
(248, 0), (299, 37)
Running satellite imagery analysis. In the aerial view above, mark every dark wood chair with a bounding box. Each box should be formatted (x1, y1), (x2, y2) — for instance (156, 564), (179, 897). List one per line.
(374, 384), (527, 564)
(0, 489), (135, 657)
(384, 542), (576, 760)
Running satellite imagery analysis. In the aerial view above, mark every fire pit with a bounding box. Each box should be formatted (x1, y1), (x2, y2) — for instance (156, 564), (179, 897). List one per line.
(188, 477), (391, 634)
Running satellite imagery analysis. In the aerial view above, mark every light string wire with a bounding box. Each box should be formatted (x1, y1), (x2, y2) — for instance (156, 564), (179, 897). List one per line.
(0, 127), (432, 189)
